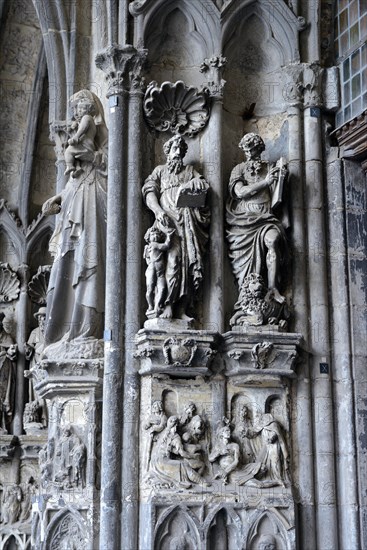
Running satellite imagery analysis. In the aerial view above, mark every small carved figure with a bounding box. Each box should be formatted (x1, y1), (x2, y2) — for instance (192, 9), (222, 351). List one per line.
(24, 307), (47, 430)
(42, 90), (108, 354)
(18, 476), (37, 523)
(149, 416), (208, 489)
(232, 404), (255, 464)
(144, 226), (174, 317)
(226, 133), (289, 308)
(238, 413), (290, 487)
(0, 312), (17, 434)
(64, 98), (98, 177)
(179, 402), (196, 429)
(144, 400), (168, 470)
(258, 534), (277, 550)
(143, 134), (210, 321)
(182, 415), (207, 478)
(1, 484), (22, 524)
(39, 438), (55, 488)
(54, 426), (86, 488)
(251, 342), (276, 369)
(230, 273), (289, 328)
(209, 422), (240, 484)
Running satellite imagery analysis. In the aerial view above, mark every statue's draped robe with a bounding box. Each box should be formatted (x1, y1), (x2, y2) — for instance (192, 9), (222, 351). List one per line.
(142, 165), (209, 309)
(45, 165), (107, 345)
(226, 161), (287, 288)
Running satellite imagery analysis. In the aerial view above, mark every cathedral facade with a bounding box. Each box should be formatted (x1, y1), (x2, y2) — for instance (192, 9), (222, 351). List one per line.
(0, 0), (366, 548)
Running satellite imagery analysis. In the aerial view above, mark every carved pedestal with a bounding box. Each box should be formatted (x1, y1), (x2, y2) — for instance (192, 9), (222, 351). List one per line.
(136, 328), (301, 549)
(29, 358), (103, 550)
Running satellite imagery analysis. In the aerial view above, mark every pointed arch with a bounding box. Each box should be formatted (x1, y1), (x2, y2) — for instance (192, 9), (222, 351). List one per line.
(154, 504), (201, 550)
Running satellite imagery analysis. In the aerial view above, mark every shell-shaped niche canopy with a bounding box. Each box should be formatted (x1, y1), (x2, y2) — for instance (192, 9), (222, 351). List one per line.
(143, 80), (210, 137)
(28, 265), (51, 305)
(0, 262), (20, 302)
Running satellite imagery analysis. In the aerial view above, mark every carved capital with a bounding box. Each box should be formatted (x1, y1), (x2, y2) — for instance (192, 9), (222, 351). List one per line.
(302, 63), (324, 108)
(200, 55), (227, 99)
(95, 44), (147, 97)
(49, 121), (69, 162)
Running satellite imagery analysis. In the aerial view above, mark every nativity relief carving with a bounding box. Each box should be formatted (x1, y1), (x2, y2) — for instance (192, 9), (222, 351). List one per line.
(143, 399), (290, 491)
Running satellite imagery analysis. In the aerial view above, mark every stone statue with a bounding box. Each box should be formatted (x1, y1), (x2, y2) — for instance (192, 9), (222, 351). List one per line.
(1, 484), (22, 524)
(24, 307), (47, 431)
(142, 134), (210, 322)
(226, 133), (289, 308)
(39, 439), (54, 488)
(148, 415), (209, 489)
(209, 421), (240, 485)
(144, 400), (168, 470)
(230, 273), (289, 328)
(54, 426), (86, 488)
(64, 99), (98, 178)
(42, 90), (108, 357)
(144, 227), (174, 317)
(0, 312), (17, 434)
(238, 413), (290, 487)
(18, 476), (37, 523)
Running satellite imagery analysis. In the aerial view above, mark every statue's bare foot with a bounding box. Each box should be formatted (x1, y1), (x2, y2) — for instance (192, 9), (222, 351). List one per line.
(179, 312), (193, 322)
(146, 307), (154, 316)
(266, 288), (285, 304)
(160, 305), (172, 319)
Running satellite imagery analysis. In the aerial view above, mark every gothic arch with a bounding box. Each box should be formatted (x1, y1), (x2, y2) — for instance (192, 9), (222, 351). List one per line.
(43, 506), (87, 549)
(246, 508), (293, 550)
(154, 505), (201, 550)
(222, 0), (300, 64)
(203, 505), (243, 549)
(143, 0), (220, 61)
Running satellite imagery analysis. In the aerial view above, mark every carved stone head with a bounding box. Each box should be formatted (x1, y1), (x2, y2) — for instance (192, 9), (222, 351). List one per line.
(163, 135), (188, 173)
(239, 133), (265, 159)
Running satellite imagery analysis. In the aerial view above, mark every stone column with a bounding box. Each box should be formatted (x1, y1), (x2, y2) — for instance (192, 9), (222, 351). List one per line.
(121, 54), (147, 550)
(13, 264), (30, 435)
(95, 44), (147, 550)
(285, 66), (317, 548)
(200, 56), (226, 333)
(302, 64), (338, 550)
(326, 156), (360, 549)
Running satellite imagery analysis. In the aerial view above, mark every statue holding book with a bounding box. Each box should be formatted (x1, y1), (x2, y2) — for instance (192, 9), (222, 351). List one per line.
(143, 135), (210, 323)
(226, 133), (289, 324)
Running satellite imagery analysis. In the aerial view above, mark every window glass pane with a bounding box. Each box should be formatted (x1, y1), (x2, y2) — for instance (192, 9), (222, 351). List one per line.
(351, 97), (362, 116)
(362, 68), (366, 90)
(360, 0), (367, 15)
(351, 49), (361, 74)
(361, 14), (367, 38)
(340, 8), (349, 32)
(344, 81), (351, 103)
(343, 57), (351, 79)
(336, 111), (343, 127)
(362, 92), (367, 109)
(340, 30), (349, 54)
(350, 22), (360, 46)
(351, 73), (361, 97)
(349, 0), (359, 23)
(362, 42), (367, 66)
(344, 104), (351, 121)
(340, 0), (349, 12)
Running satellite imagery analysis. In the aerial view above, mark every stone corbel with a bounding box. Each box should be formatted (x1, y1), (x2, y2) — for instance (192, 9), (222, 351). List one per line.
(200, 55), (227, 100)
(223, 330), (301, 378)
(135, 329), (219, 377)
(95, 44), (147, 97)
(301, 63), (324, 109)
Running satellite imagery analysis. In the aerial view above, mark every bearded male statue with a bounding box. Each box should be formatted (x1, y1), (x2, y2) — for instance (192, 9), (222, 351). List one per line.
(142, 135), (210, 323)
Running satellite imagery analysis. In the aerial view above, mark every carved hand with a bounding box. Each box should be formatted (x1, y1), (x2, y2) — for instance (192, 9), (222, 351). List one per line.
(24, 343), (34, 360)
(42, 196), (62, 216)
(156, 211), (172, 228)
(68, 137), (79, 145)
(7, 344), (17, 361)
